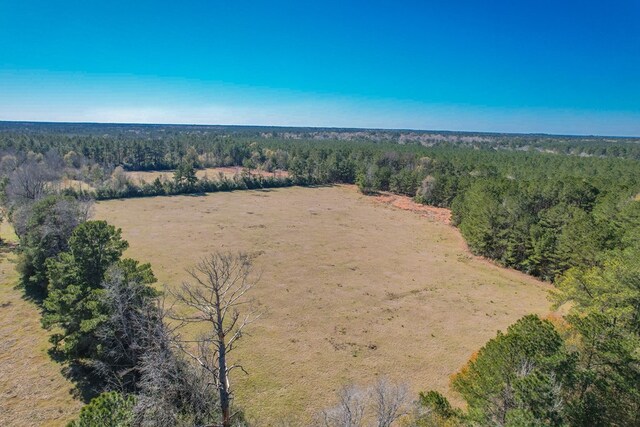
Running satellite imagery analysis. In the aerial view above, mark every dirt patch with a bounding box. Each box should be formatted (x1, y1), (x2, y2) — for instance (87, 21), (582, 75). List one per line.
(370, 191), (452, 225)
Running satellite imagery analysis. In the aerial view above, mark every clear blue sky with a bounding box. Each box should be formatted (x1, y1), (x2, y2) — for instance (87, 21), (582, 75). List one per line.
(1, 0), (639, 135)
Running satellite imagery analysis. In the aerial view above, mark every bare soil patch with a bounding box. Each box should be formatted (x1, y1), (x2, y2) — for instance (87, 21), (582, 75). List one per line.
(371, 191), (452, 225)
(95, 185), (552, 425)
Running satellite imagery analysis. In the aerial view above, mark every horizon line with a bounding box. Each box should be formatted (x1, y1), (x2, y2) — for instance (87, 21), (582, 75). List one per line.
(2, 119), (638, 140)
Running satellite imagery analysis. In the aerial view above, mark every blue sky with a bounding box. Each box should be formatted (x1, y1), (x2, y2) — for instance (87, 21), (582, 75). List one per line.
(1, 0), (639, 135)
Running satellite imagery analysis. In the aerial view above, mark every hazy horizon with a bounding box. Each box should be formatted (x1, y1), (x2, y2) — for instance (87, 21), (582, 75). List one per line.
(2, 118), (640, 139)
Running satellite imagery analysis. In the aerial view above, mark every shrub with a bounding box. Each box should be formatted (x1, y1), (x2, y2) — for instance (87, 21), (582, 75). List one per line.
(68, 391), (134, 427)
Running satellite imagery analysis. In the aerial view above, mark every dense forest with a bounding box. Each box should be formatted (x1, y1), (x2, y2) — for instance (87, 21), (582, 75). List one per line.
(1, 122), (639, 426)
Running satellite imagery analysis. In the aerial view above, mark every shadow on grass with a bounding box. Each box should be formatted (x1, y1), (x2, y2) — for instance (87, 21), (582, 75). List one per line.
(0, 240), (18, 254)
(0, 241), (46, 305)
(63, 363), (103, 403)
(19, 282), (47, 305)
(0, 241), (50, 305)
(47, 350), (102, 403)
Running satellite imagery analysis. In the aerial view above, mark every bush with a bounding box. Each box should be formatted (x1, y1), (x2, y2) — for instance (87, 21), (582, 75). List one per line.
(68, 391), (134, 427)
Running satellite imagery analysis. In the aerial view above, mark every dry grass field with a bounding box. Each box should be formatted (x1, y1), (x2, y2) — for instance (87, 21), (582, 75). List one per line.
(94, 185), (552, 425)
(125, 166), (288, 184)
(0, 222), (82, 426)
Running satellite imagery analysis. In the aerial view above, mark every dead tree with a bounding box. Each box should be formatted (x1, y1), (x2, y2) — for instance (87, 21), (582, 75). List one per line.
(6, 159), (59, 204)
(134, 296), (219, 427)
(370, 378), (409, 427)
(318, 385), (367, 427)
(317, 379), (409, 427)
(170, 252), (260, 427)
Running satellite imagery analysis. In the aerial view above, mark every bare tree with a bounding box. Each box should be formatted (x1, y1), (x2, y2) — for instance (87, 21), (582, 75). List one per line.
(317, 379), (409, 427)
(0, 154), (17, 175)
(133, 298), (219, 427)
(170, 252), (260, 427)
(318, 385), (367, 427)
(6, 159), (60, 204)
(110, 166), (130, 192)
(370, 378), (409, 427)
(95, 262), (159, 391)
(416, 175), (437, 203)
(11, 193), (92, 241)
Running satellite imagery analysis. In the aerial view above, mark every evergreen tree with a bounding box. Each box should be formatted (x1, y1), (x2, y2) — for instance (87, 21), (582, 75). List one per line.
(43, 221), (128, 359)
(68, 391), (134, 427)
(17, 195), (89, 298)
(451, 315), (573, 426)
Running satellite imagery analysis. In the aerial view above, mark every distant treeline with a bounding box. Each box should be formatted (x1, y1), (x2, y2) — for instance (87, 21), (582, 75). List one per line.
(2, 121), (640, 165)
(2, 123), (640, 284)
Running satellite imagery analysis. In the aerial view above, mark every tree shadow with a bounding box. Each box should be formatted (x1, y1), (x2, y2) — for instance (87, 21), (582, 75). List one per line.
(0, 242), (46, 304)
(0, 240), (18, 254)
(360, 189), (382, 196)
(19, 282), (47, 305)
(52, 357), (102, 403)
(66, 365), (102, 403)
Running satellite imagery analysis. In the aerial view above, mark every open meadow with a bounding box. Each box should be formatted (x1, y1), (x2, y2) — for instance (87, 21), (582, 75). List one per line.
(94, 185), (553, 425)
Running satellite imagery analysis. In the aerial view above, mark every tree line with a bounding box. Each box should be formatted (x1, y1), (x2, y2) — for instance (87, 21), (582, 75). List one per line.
(3, 122), (640, 161)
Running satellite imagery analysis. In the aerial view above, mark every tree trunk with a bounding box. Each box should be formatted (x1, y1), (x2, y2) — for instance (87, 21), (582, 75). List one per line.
(216, 296), (231, 427)
(219, 336), (230, 427)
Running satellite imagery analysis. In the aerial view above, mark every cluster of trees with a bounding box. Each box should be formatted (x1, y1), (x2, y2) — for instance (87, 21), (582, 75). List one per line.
(352, 148), (639, 282)
(410, 257), (640, 426)
(451, 175), (639, 281)
(15, 205), (221, 424)
(3, 171), (258, 426)
(91, 167), (294, 200)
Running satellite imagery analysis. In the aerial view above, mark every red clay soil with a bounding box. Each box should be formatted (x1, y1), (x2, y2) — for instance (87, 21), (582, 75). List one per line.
(371, 192), (452, 225)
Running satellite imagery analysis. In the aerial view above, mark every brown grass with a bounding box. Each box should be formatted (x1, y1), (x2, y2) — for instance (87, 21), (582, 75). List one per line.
(60, 179), (95, 192)
(125, 167), (288, 185)
(94, 185), (553, 425)
(0, 222), (82, 426)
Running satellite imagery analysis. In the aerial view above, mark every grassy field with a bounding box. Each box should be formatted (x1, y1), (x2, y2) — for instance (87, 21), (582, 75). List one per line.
(0, 222), (82, 426)
(125, 166), (288, 184)
(94, 185), (552, 425)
